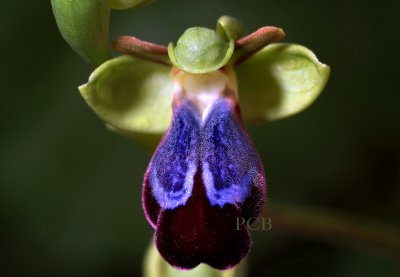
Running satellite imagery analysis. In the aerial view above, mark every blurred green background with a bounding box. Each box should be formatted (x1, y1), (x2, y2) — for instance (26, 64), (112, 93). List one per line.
(1, 0), (399, 276)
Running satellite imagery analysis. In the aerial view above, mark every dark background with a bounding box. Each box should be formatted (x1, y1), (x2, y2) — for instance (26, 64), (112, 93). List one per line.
(1, 0), (399, 276)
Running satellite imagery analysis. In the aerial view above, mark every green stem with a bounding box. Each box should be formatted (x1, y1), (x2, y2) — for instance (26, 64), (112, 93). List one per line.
(266, 201), (400, 260)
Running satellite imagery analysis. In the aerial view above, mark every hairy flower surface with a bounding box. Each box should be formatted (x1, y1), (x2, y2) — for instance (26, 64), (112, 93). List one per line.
(143, 69), (265, 269)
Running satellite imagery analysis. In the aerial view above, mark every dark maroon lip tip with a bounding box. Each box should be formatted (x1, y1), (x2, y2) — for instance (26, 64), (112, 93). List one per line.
(153, 172), (251, 270)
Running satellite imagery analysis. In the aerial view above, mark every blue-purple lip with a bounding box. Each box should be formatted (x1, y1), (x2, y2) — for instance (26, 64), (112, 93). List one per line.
(142, 96), (265, 270)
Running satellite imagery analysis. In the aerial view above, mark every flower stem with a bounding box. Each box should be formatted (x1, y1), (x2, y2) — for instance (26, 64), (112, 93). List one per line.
(266, 201), (400, 260)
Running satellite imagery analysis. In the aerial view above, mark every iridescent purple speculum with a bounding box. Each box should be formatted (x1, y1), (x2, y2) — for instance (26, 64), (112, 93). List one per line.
(143, 68), (265, 270)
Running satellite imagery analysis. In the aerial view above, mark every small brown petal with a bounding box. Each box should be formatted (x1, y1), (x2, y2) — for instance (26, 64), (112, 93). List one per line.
(112, 35), (171, 66)
(233, 27), (285, 65)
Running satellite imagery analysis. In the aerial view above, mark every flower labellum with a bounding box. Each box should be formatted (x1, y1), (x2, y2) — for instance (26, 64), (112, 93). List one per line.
(143, 68), (266, 270)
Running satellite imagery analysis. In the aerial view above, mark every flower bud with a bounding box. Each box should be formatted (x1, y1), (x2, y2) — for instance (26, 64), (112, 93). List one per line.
(51, 0), (112, 65)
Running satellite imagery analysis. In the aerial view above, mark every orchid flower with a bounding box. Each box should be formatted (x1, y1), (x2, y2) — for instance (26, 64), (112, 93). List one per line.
(51, 0), (330, 271)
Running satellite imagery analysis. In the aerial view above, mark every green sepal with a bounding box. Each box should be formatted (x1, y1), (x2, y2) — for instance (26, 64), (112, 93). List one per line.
(109, 0), (153, 10)
(51, 0), (112, 66)
(79, 55), (173, 137)
(235, 43), (330, 122)
(168, 27), (234, 74)
(216, 15), (245, 41)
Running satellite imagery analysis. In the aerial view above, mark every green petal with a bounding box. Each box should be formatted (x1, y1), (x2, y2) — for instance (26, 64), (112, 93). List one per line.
(51, 0), (112, 65)
(79, 55), (173, 136)
(109, 0), (153, 10)
(235, 43), (330, 122)
(168, 27), (234, 74)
